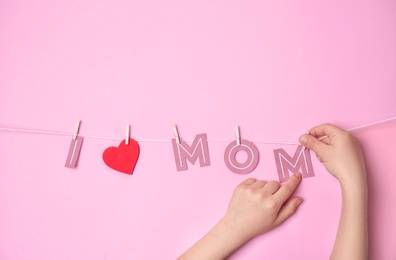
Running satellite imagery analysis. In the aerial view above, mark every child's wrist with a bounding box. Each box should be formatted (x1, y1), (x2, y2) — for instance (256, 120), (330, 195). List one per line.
(338, 173), (368, 195)
(335, 167), (366, 185)
(220, 215), (253, 244)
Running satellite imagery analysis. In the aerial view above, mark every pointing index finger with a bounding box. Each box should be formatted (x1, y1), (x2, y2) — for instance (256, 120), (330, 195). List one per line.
(273, 173), (302, 202)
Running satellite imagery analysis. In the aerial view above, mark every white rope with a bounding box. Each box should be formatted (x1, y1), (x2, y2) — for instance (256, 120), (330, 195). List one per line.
(346, 116), (396, 131)
(1, 115), (395, 145)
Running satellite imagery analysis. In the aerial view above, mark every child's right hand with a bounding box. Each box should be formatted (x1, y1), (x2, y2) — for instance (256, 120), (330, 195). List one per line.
(298, 124), (367, 187)
(300, 124), (369, 259)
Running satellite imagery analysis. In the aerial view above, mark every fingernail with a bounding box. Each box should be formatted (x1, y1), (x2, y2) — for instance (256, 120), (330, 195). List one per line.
(294, 172), (302, 178)
(299, 135), (308, 145)
(296, 199), (303, 206)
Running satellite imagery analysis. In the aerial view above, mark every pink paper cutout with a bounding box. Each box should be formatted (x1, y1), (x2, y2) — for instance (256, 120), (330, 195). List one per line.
(273, 145), (315, 182)
(65, 136), (84, 168)
(224, 139), (259, 174)
(171, 133), (210, 171)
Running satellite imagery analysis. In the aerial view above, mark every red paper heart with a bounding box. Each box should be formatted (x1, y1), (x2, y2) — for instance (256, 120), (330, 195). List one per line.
(102, 139), (140, 174)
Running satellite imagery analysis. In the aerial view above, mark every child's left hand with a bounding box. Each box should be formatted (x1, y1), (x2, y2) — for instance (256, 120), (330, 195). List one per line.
(222, 173), (303, 241)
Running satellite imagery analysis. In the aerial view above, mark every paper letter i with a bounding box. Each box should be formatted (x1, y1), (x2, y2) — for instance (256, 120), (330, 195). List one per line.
(65, 136), (84, 168)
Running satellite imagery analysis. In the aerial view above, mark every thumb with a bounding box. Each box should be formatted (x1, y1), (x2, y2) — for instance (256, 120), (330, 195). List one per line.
(299, 134), (327, 156)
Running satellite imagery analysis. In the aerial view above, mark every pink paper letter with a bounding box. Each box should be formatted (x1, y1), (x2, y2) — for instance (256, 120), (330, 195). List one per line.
(273, 145), (314, 182)
(172, 133), (211, 171)
(65, 136), (84, 168)
(224, 139), (259, 174)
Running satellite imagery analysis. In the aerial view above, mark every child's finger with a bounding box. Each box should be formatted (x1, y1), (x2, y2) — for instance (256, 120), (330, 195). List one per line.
(251, 180), (267, 189)
(239, 178), (256, 186)
(273, 173), (302, 202)
(274, 197), (303, 226)
(262, 181), (280, 194)
(307, 124), (344, 139)
(299, 134), (328, 156)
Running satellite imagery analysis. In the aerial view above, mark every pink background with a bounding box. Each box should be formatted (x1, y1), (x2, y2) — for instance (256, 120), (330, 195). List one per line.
(1, 1), (395, 259)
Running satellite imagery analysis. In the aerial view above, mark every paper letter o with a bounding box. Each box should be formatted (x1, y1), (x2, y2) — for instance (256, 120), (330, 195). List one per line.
(224, 139), (259, 174)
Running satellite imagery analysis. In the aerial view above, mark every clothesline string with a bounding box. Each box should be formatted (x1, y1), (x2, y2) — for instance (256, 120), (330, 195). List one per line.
(0, 115), (395, 145)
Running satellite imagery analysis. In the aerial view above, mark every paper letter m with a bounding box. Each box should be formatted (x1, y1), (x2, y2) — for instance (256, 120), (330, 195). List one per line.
(273, 145), (314, 182)
(172, 133), (211, 171)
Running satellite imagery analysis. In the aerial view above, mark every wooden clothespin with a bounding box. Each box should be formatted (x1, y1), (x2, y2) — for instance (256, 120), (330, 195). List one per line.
(235, 125), (241, 146)
(72, 120), (81, 140)
(126, 125), (130, 145)
(173, 124), (181, 144)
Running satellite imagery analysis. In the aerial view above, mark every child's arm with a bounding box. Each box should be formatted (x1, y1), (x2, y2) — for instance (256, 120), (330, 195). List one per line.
(299, 124), (368, 260)
(177, 174), (303, 260)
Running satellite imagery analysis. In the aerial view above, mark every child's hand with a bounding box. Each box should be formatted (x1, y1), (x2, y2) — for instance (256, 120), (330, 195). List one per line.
(178, 175), (303, 260)
(300, 124), (368, 259)
(299, 124), (366, 187)
(222, 173), (303, 241)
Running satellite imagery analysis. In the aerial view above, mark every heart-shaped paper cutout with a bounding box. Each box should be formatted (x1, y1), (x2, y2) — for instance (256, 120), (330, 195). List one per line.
(102, 139), (140, 174)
